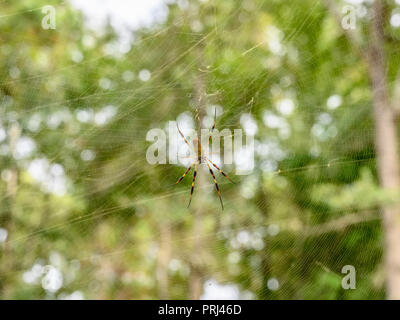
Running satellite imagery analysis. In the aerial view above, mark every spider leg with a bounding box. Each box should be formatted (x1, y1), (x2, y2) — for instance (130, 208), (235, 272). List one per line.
(208, 107), (217, 145)
(187, 164), (198, 208)
(175, 163), (194, 185)
(205, 157), (236, 184)
(206, 162), (224, 210)
(177, 124), (192, 149)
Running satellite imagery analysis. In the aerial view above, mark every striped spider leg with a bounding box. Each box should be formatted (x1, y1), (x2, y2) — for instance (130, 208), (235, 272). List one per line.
(205, 157), (236, 185)
(208, 107), (217, 146)
(175, 123), (198, 208)
(206, 160), (224, 210)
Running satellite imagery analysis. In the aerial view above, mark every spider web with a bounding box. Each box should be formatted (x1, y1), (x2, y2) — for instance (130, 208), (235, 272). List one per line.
(0, 0), (396, 300)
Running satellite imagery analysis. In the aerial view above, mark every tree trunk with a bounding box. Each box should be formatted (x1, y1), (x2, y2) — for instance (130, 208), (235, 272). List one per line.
(0, 123), (20, 297)
(156, 222), (172, 299)
(368, 0), (400, 299)
(189, 206), (204, 299)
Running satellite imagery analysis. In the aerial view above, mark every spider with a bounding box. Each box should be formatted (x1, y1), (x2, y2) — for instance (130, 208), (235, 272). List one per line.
(174, 109), (235, 210)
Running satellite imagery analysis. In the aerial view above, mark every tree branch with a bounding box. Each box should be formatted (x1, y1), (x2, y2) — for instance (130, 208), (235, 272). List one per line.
(304, 210), (379, 237)
(392, 70), (400, 120)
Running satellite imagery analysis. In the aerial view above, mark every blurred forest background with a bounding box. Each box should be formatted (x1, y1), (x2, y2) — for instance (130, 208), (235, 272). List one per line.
(1, 0), (400, 299)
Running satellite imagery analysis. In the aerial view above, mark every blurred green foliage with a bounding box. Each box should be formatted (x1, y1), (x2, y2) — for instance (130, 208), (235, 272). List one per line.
(1, 0), (399, 299)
